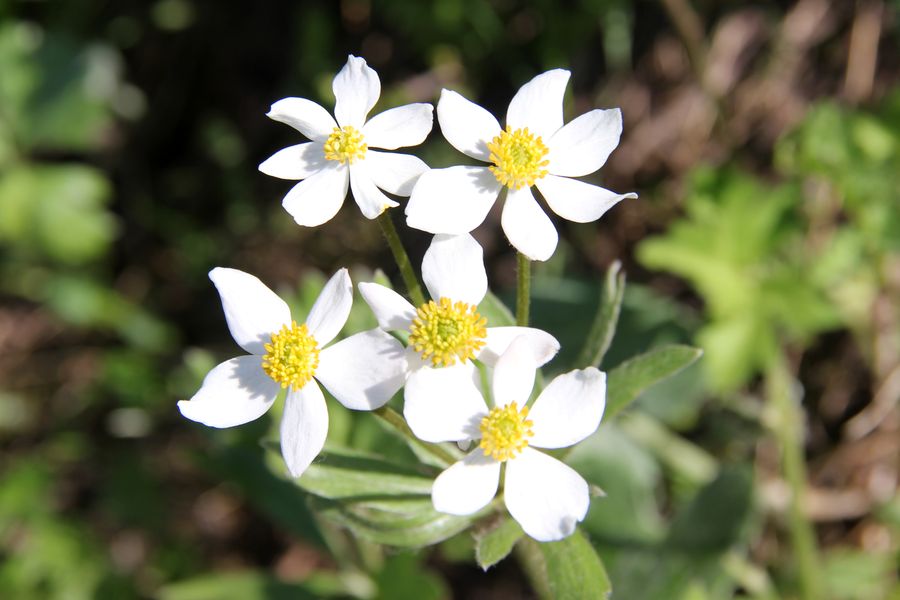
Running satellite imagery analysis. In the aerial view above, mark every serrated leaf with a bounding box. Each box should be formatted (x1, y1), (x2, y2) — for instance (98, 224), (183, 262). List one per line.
(475, 516), (524, 570)
(479, 290), (516, 327)
(576, 260), (625, 368)
(537, 530), (612, 599)
(606, 345), (703, 420)
(312, 496), (476, 548)
(296, 450), (436, 499)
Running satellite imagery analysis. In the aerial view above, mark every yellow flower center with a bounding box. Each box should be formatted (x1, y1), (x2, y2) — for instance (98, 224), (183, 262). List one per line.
(323, 125), (367, 164)
(479, 402), (533, 462)
(408, 297), (487, 367)
(261, 321), (320, 390)
(487, 126), (549, 189)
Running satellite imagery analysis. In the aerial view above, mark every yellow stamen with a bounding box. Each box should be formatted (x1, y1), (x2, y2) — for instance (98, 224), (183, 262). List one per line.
(262, 321), (320, 390)
(323, 125), (367, 164)
(479, 402), (533, 462)
(487, 126), (549, 189)
(408, 297), (487, 367)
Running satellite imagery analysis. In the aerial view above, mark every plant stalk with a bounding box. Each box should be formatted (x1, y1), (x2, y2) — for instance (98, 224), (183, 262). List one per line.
(376, 212), (426, 306)
(516, 252), (531, 327)
(373, 405), (457, 466)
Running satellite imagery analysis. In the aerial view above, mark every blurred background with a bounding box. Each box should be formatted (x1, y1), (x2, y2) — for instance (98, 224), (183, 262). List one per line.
(0, 0), (898, 598)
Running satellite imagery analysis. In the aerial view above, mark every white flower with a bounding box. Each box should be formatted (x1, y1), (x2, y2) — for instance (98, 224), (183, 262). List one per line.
(259, 55), (433, 226)
(178, 268), (407, 478)
(428, 336), (606, 542)
(405, 69), (636, 261)
(357, 233), (560, 442)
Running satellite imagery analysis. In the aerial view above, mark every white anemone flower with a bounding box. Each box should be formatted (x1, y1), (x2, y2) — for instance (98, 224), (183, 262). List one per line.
(405, 68), (637, 261)
(178, 268), (407, 478)
(429, 336), (606, 542)
(357, 233), (559, 441)
(259, 55), (433, 226)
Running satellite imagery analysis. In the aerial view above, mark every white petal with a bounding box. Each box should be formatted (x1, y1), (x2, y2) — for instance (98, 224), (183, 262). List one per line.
(528, 368), (606, 449)
(504, 447), (589, 542)
(436, 89), (501, 161)
(209, 267), (291, 354)
(282, 163), (349, 227)
(358, 282), (417, 330)
(267, 97), (337, 141)
(506, 69), (570, 139)
(363, 151), (429, 196)
(404, 362), (488, 442)
(177, 356), (279, 428)
(501, 186), (558, 261)
(333, 55), (380, 129)
(316, 329), (407, 410)
(546, 108), (622, 177)
(350, 164), (398, 219)
(421, 233), (487, 306)
(491, 335), (537, 408)
(280, 381), (329, 478)
(405, 166), (501, 234)
(536, 175), (635, 223)
(479, 327), (559, 367)
(363, 103), (434, 149)
(258, 142), (328, 180)
(432, 452), (501, 515)
(305, 268), (352, 346)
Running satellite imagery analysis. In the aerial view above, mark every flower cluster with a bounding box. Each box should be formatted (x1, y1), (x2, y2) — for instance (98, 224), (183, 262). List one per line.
(179, 56), (625, 542)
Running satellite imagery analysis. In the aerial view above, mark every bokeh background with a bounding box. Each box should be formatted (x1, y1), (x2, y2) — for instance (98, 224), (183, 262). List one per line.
(1, 0), (898, 598)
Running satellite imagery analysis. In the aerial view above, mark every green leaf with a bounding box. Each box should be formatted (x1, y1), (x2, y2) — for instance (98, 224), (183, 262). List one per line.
(606, 345), (703, 419)
(479, 290), (516, 327)
(536, 530), (612, 600)
(159, 572), (321, 600)
(373, 553), (449, 600)
(296, 450), (435, 499)
(474, 516), (524, 570)
(312, 496), (476, 548)
(576, 260), (626, 368)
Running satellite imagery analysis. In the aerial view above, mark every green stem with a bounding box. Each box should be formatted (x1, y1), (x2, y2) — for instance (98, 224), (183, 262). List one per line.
(377, 212), (426, 306)
(373, 406), (458, 466)
(766, 356), (822, 600)
(516, 252), (531, 327)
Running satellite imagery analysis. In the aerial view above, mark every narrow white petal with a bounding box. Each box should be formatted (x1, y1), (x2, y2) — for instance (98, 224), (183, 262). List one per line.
(350, 165), (398, 219)
(536, 175), (635, 223)
(437, 89), (501, 161)
(501, 186), (558, 261)
(316, 329), (407, 410)
(405, 166), (501, 234)
(305, 268), (352, 346)
(404, 363), (488, 442)
(432, 452), (501, 515)
(358, 282), (417, 331)
(333, 55), (380, 129)
(479, 327), (559, 367)
(267, 97), (337, 141)
(421, 233), (488, 306)
(363, 103), (434, 149)
(506, 69), (570, 139)
(282, 163), (349, 227)
(504, 448), (590, 542)
(546, 108), (622, 177)
(363, 151), (428, 196)
(177, 356), (279, 428)
(280, 382), (329, 478)
(209, 267), (291, 354)
(491, 335), (537, 408)
(528, 368), (606, 449)
(258, 142), (327, 180)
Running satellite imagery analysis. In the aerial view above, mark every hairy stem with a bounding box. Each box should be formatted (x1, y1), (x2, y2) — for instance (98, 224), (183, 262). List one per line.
(373, 405), (457, 466)
(516, 253), (531, 327)
(377, 212), (426, 306)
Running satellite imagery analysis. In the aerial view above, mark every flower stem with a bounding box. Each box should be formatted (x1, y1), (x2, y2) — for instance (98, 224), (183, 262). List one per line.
(516, 252), (531, 326)
(373, 405), (458, 466)
(377, 212), (426, 306)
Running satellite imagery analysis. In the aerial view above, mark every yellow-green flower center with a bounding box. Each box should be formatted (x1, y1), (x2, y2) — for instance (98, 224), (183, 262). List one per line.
(262, 321), (320, 390)
(408, 297), (487, 367)
(323, 125), (367, 164)
(487, 126), (549, 189)
(479, 402), (533, 462)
